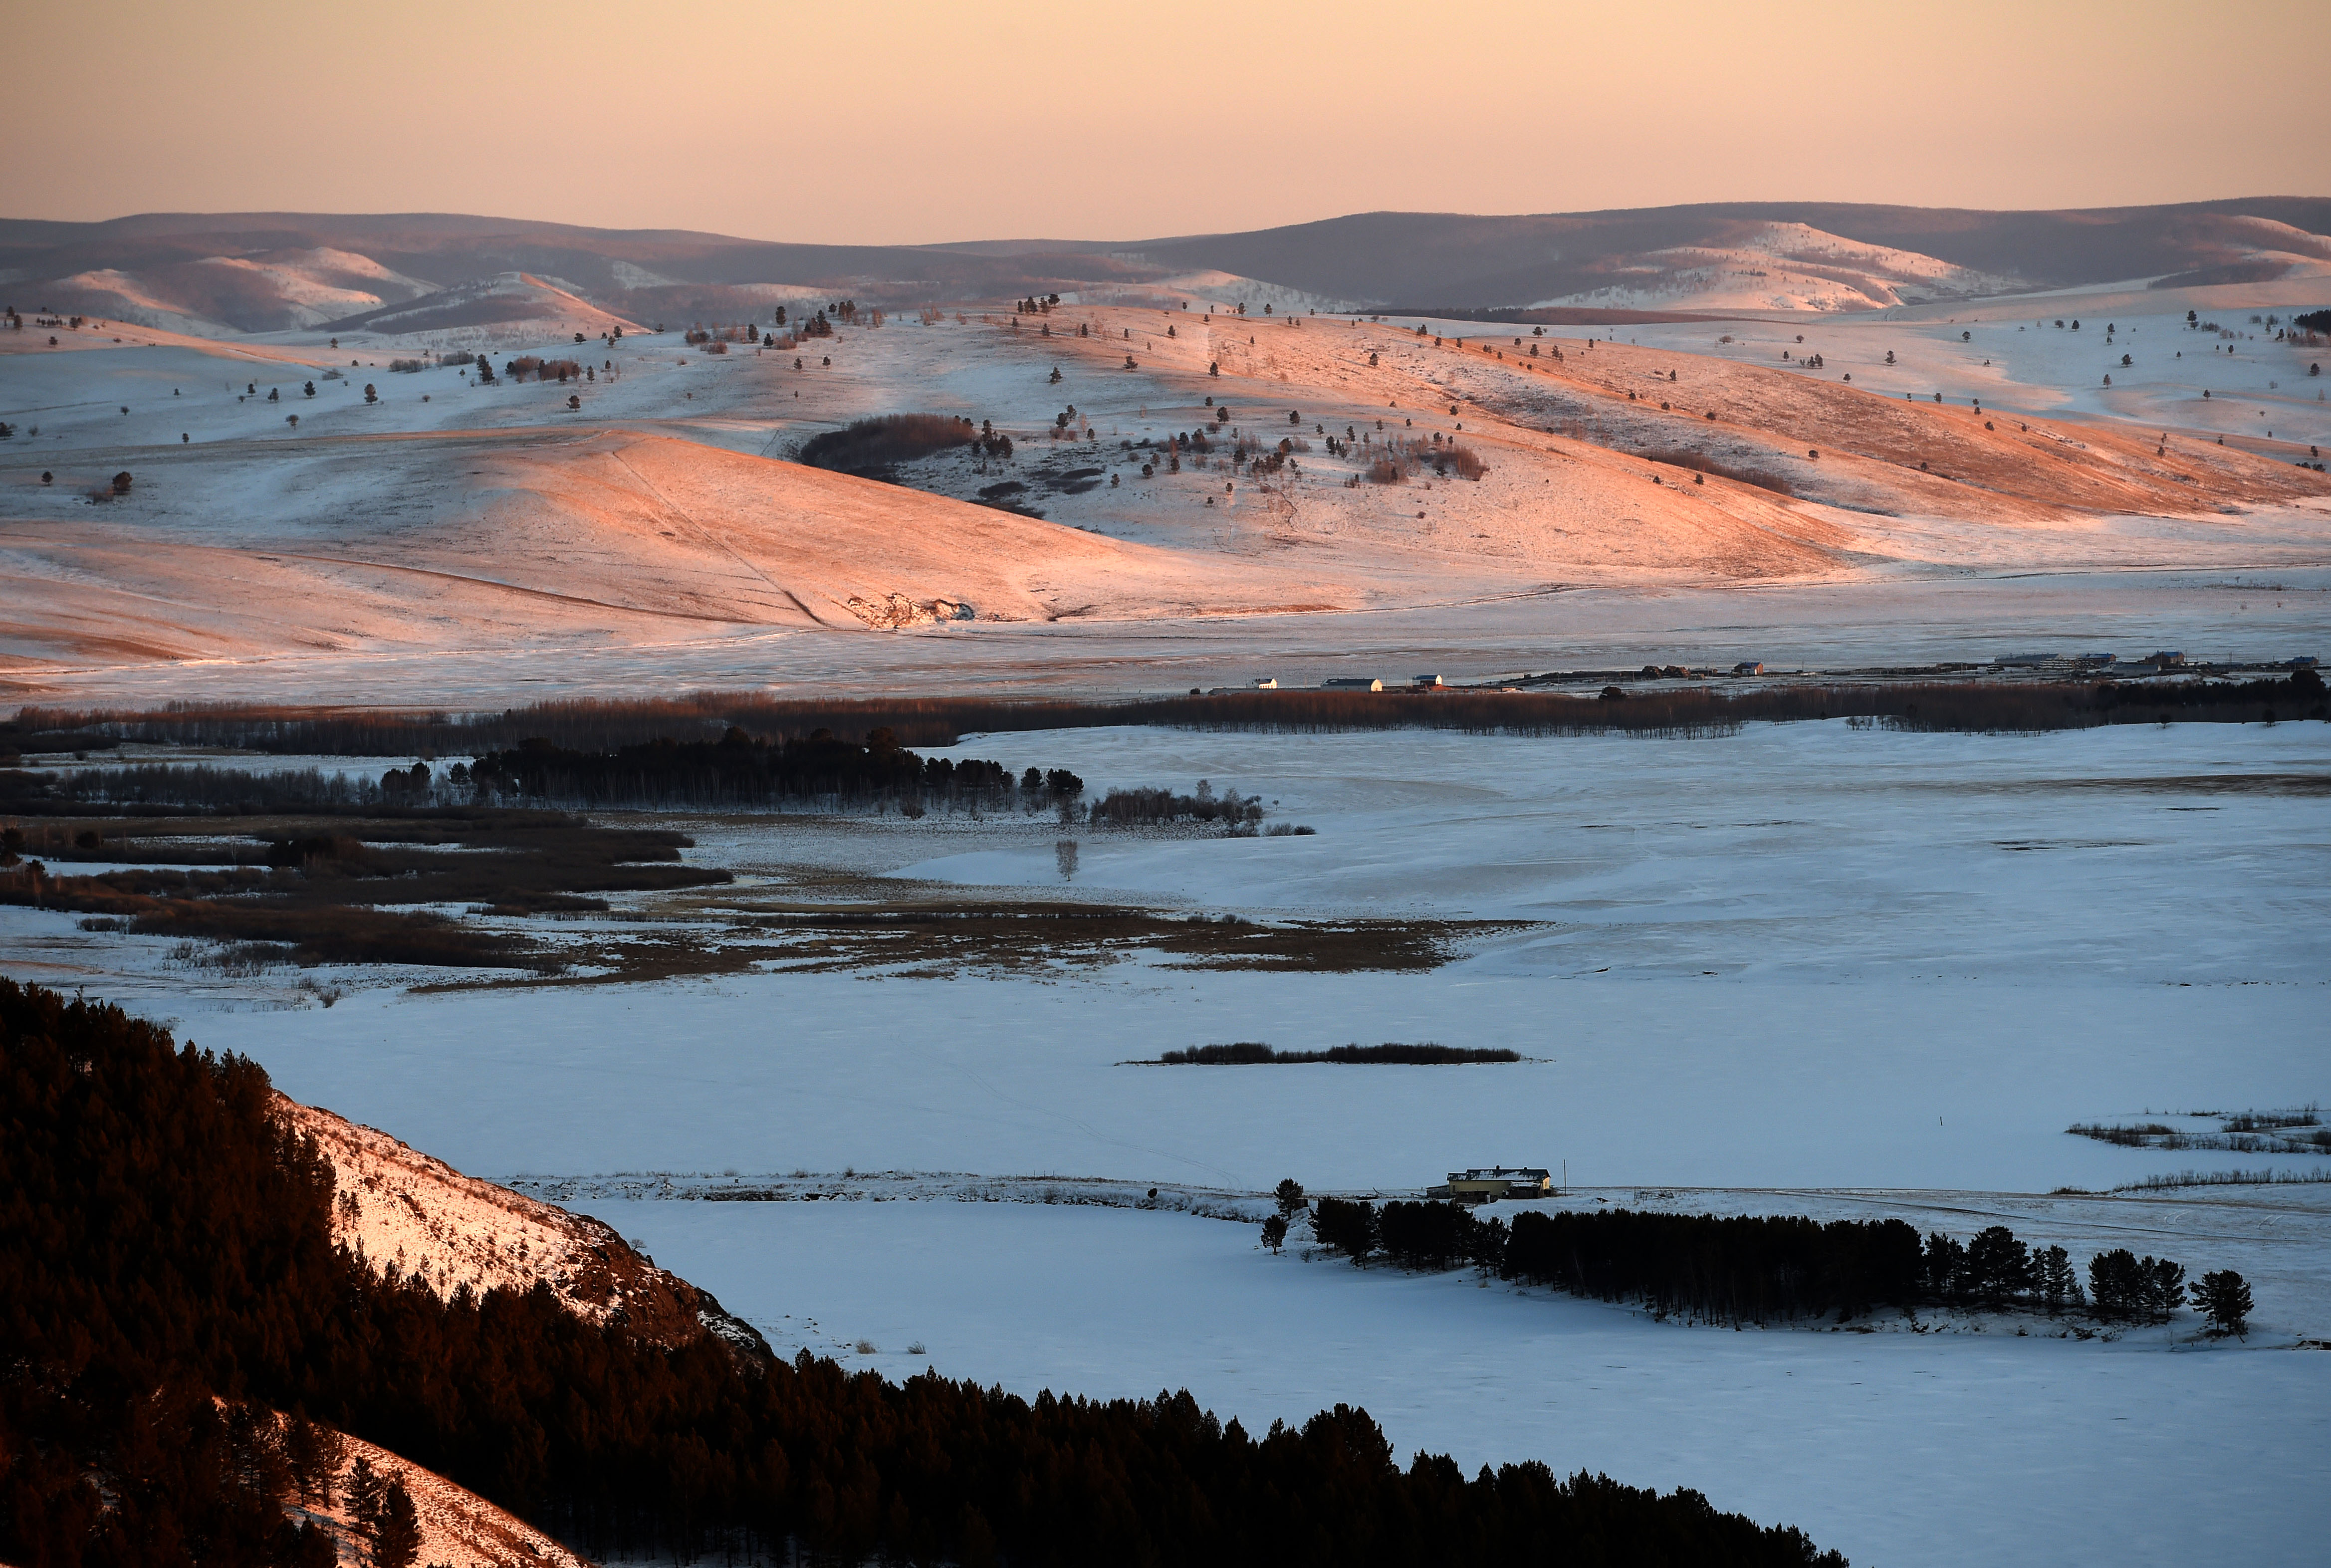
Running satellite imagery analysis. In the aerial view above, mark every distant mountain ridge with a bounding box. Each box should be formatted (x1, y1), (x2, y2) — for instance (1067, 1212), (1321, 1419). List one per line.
(3, 198), (2325, 337)
(1112, 199), (2331, 309)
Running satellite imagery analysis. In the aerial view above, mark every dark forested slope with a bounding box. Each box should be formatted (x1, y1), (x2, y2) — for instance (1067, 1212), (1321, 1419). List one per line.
(1, 980), (1846, 1567)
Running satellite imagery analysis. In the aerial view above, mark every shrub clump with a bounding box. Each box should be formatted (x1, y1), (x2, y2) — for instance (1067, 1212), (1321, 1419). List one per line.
(799, 413), (978, 475)
(1154, 1042), (1519, 1065)
(502, 356), (581, 383)
(1087, 781), (1262, 828)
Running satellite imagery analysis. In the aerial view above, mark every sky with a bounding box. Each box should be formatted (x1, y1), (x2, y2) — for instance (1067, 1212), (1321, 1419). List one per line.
(6, 0), (2320, 244)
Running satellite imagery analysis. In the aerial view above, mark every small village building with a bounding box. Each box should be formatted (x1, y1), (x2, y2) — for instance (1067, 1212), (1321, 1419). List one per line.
(1428, 1167), (1553, 1203)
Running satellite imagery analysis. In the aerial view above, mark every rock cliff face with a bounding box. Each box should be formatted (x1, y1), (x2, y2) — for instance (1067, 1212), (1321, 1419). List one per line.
(845, 591), (979, 628)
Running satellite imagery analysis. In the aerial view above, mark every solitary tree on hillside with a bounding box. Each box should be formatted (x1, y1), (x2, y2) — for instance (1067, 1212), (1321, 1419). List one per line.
(373, 1480), (422, 1568)
(1275, 1178), (1306, 1216)
(346, 1457), (385, 1530)
(1261, 1214), (1288, 1254)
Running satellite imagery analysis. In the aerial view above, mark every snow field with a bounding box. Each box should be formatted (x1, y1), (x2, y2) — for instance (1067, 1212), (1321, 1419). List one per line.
(36, 720), (2331, 1200)
(8, 285), (2329, 719)
(183, 966), (2327, 1197)
(580, 1196), (2331, 1568)
(1603, 306), (2331, 449)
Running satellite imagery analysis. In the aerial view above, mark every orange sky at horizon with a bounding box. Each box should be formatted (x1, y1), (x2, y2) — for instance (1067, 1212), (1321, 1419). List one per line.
(9, 0), (2321, 244)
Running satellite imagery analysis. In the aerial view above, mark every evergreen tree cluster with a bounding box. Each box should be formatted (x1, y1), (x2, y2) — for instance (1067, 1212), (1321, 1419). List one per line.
(2, 982), (1846, 1568)
(2083, 1249), (2187, 1322)
(1087, 781), (1263, 828)
(16, 667), (2326, 771)
(1296, 1198), (2227, 1329)
(470, 727), (1083, 813)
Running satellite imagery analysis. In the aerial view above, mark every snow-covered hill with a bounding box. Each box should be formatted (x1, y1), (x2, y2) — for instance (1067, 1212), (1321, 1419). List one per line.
(3, 290), (2325, 705)
(45, 246), (441, 334)
(10, 200), (2330, 337)
(322, 270), (643, 348)
(1526, 222), (2023, 312)
(288, 1420), (595, 1568)
(278, 1091), (770, 1359)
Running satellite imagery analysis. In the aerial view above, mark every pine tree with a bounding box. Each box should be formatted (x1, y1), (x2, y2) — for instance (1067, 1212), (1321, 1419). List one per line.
(1964, 1226), (2031, 1307)
(346, 1454), (386, 1533)
(2145, 1257), (2186, 1322)
(2036, 1245), (2079, 1314)
(1922, 1232), (1966, 1301)
(2190, 1270), (2252, 1336)
(1261, 1214), (1288, 1254)
(373, 1478), (422, 1568)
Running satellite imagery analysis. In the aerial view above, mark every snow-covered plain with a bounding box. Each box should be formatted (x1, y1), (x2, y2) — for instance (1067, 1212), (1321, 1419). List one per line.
(1609, 302), (2331, 450)
(20, 720), (2325, 1197)
(574, 1196), (2331, 1568)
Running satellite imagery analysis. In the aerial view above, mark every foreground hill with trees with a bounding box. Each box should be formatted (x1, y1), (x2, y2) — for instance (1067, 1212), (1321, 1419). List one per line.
(0, 979), (1849, 1567)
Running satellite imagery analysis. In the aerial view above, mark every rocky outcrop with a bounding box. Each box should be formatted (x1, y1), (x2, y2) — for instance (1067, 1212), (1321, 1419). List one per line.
(842, 591), (978, 629)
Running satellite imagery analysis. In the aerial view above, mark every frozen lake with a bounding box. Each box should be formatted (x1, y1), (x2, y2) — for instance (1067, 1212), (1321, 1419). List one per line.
(12, 716), (2327, 1566)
